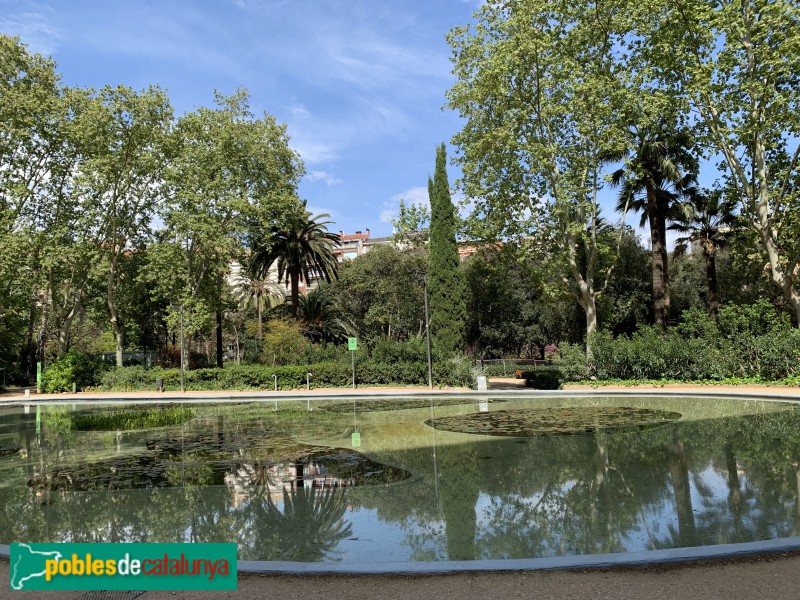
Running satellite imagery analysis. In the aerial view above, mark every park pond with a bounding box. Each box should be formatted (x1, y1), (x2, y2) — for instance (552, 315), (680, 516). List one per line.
(0, 394), (799, 563)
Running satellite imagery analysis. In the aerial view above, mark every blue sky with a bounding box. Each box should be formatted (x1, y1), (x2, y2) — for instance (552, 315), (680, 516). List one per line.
(2, 0), (484, 238)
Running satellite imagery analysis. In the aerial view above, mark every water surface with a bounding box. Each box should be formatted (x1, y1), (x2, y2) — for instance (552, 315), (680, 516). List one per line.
(1, 395), (798, 563)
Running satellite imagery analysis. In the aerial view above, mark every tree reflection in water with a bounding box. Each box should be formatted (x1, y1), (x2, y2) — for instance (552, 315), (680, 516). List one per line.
(242, 484), (352, 562)
(3, 400), (800, 562)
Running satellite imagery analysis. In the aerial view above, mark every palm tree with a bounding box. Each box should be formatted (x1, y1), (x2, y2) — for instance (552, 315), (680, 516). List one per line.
(250, 201), (341, 315)
(670, 188), (736, 322)
(297, 287), (355, 343)
(612, 122), (698, 329)
(231, 265), (284, 341)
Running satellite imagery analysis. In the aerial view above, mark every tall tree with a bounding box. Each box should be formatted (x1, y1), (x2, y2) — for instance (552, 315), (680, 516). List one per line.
(670, 188), (736, 322)
(447, 1), (631, 339)
(74, 85), (172, 366)
(612, 122), (697, 328)
(150, 90), (301, 361)
(635, 0), (800, 325)
(250, 201), (340, 314)
(428, 143), (466, 356)
(0, 35), (68, 378)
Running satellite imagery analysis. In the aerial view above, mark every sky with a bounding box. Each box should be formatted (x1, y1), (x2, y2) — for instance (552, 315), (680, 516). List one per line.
(1, 0), (485, 238)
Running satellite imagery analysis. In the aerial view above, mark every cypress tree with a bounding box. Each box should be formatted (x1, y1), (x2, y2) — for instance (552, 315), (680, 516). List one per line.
(428, 143), (466, 356)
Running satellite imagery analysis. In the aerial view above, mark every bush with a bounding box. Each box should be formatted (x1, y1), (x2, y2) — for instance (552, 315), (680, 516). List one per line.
(552, 343), (588, 381)
(522, 367), (562, 389)
(41, 351), (109, 393)
(577, 303), (800, 382)
(262, 319), (312, 366)
(99, 354), (477, 392)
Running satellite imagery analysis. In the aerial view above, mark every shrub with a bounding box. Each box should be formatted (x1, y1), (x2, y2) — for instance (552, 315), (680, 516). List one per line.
(553, 343), (588, 381)
(41, 351), (109, 393)
(718, 300), (790, 339)
(98, 354), (476, 392)
(262, 319), (312, 366)
(522, 367), (562, 390)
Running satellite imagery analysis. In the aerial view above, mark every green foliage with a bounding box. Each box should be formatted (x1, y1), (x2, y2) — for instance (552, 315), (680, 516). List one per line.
(261, 319), (313, 366)
(578, 303), (800, 382)
(325, 244), (427, 346)
(390, 199), (429, 246)
(41, 350), (109, 393)
(717, 300), (789, 340)
(521, 368), (562, 390)
(428, 143), (466, 356)
(553, 343), (589, 382)
(98, 353), (475, 392)
(71, 406), (194, 431)
(370, 337), (429, 363)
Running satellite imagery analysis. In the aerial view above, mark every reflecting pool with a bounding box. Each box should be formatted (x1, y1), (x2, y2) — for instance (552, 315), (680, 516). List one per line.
(1, 395), (799, 563)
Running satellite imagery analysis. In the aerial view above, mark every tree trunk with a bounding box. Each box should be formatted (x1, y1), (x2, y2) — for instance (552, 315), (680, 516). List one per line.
(290, 271), (300, 316)
(257, 296), (263, 340)
(703, 240), (720, 322)
(21, 290), (37, 385)
(107, 276), (124, 367)
(657, 203), (671, 324)
(752, 139), (800, 327)
(646, 182), (668, 329)
(216, 309), (223, 368)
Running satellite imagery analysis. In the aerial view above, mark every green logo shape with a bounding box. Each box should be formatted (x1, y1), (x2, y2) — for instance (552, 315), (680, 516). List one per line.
(351, 431), (361, 447)
(348, 337), (358, 351)
(10, 543), (237, 591)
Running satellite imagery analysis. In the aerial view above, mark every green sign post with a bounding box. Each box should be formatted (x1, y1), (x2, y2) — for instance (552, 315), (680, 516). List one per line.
(348, 337), (357, 388)
(36, 362), (42, 393)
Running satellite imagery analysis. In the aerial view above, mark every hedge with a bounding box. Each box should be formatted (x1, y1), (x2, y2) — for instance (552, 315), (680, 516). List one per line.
(98, 356), (475, 392)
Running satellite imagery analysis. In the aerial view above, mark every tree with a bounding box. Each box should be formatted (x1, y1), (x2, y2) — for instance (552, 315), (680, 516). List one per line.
(232, 267), (284, 342)
(73, 85), (172, 366)
(447, 1), (631, 340)
(390, 198), (430, 247)
(612, 122), (698, 328)
(296, 287), (354, 343)
(0, 35), (72, 378)
(670, 188), (737, 322)
(250, 201), (340, 315)
(325, 243), (427, 345)
(635, 0), (800, 325)
(428, 143), (466, 356)
(153, 90), (301, 364)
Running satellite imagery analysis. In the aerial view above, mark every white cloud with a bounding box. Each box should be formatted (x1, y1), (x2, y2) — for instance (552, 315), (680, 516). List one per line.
(291, 138), (340, 164)
(0, 11), (61, 55)
(308, 170), (343, 186)
(381, 186), (431, 223)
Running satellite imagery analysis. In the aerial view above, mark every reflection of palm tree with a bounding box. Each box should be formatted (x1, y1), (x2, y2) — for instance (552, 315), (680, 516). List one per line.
(251, 486), (352, 561)
(669, 438), (697, 546)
